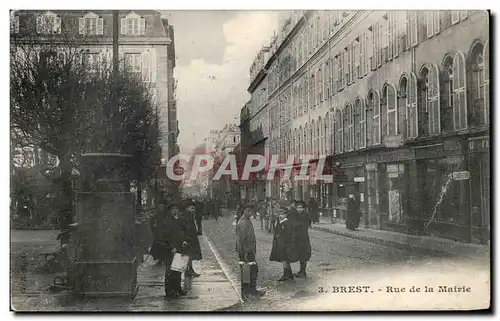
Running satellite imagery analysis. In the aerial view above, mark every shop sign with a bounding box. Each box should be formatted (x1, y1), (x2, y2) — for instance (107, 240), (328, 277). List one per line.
(452, 171), (470, 180)
(354, 177), (365, 182)
(384, 135), (403, 148)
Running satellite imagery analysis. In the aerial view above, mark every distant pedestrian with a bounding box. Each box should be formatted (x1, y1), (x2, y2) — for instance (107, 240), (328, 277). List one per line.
(183, 199), (202, 278)
(270, 204), (297, 281)
(268, 199), (279, 233)
(257, 199), (268, 230)
(346, 195), (361, 230)
(236, 205), (265, 297)
(308, 197), (320, 224)
(213, 199), (221, 222)
(250, 197), (258, 219)
(194, 199), (204, 235)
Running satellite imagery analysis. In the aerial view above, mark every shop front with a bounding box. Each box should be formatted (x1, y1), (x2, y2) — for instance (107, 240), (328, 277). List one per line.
(332, 154), (366, 225)
(367, 148), (414, 233)
(411, 137), (471, 242)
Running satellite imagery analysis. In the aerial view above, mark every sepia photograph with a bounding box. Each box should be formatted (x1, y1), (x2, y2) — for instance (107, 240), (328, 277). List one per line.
(8, 6), (491, 313)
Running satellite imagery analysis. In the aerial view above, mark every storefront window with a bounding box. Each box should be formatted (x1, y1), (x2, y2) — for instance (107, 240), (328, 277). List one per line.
(421, 158), (463, 224)
(387, 163), (405, 223)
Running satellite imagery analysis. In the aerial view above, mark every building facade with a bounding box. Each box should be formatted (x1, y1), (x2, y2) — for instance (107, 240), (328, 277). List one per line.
(11, 10), (178, 161)
(241, 10), (490, 244)
(205, 124), (241, 204)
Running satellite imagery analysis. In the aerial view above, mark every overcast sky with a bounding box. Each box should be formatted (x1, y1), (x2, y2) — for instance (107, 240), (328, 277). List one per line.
(160, 11), (285, 153)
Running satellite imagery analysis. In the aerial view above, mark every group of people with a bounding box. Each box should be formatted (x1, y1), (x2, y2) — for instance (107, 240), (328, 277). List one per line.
(239, 197), (321, 234)
(234, 199), (316, 297)
(149, 198), (203, 299)
(234, 195), (363, 297)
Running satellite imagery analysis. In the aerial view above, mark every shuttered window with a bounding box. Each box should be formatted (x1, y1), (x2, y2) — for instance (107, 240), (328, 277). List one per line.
(335, 109), (343, 153)
(407, 73), (419, 138)
(452, 52), (467, 130)
(427, 64), (441, 134)
(372, 90), (381, 145)
(386, 84), (399, 135)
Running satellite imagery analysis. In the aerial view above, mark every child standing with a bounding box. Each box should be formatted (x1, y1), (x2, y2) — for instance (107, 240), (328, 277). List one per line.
(235, 205), (265, 298)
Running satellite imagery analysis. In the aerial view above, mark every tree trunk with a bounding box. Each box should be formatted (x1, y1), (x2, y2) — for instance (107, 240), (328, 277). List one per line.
(59, 154), (74, 231)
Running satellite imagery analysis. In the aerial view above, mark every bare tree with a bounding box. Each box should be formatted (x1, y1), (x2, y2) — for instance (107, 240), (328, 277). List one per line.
(10, 11), (160, 229)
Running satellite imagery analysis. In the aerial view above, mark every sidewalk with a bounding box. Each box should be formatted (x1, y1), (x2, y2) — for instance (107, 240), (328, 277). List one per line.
(11, 230), (240, 312)
(311, 216), (489, 259)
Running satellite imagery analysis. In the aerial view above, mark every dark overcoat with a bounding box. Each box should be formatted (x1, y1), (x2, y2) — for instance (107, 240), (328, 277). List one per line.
(269, 218), (297, 262)
(150, 211), (168, 260)
(291, 211), (312, 262)
(235, 216), (256, 257)
(307, 199), (320, 222)
(346, 198), (361, 229)
(151, 214), (189, 261)
(183, 211), (203, 260)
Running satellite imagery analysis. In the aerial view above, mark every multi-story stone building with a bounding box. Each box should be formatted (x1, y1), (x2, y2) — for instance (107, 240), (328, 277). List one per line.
(206, 124), (241, 203)
(11, 10), (178, 161)
(241, 10), (490, 244)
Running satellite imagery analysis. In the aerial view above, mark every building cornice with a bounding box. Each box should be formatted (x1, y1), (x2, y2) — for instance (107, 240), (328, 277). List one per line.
(12, 36), (171, 46)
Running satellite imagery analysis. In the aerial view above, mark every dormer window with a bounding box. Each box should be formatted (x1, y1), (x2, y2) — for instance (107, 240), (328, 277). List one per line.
(10, 11), (19, 34)
(121, 12), (145, 36)
(79, 12), (103, 35)
(36, 11), (61, 34)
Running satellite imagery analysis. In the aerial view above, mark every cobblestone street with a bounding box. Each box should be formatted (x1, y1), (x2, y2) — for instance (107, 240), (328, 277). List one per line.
(203, 213), (490, 311)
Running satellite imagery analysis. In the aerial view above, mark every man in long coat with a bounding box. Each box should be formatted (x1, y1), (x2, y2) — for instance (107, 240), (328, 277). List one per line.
(291, 200), (313, 278)
(346, 195), (361, 230)
(307, 197), (320, 224)
(158, 202), (189, 298)
(269, 204), (298, 281)
(183, 198), (203, 278)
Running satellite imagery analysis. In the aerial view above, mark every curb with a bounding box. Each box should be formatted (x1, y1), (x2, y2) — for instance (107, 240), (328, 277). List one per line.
(202, 235), (243, 311)
(310, 225), (450, 257)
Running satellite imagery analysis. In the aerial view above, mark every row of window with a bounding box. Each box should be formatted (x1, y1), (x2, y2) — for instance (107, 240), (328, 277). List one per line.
(10, 11), (147, 36)
(269, 41), (489, 161)
(266, 10), (474, 118)
(267, 11), (353, 94)
(36, 49), (156, 82)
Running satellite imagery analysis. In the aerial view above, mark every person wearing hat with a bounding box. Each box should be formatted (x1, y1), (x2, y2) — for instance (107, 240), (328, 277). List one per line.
(291, 200), (313, 278)
(159, 201), (189, 298)
(183, 198), (203, 278)
(269, 204), (298, 281)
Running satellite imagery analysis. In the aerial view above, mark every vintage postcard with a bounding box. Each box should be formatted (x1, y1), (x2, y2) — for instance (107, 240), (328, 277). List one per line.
(10, 9), (490, 312)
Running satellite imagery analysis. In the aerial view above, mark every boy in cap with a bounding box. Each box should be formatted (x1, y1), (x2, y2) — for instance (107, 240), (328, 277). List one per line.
(235, 204), (265, 298)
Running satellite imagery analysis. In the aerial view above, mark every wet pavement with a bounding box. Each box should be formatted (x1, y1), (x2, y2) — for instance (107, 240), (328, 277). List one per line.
(203, 213), (490, 311)
(11, 229), (240, 312)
